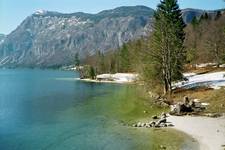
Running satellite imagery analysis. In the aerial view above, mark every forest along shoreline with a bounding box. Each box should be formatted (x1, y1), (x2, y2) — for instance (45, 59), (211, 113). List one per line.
(72, 63), (225, 150)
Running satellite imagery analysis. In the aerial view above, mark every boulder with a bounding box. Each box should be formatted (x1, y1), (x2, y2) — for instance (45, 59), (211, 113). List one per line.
(143, 110), (148, 114)
(160, 145), (167, 149)
(132, 124), (137, 127)
(155, 118), (167, 127)
(161, 112), (167, 119)
(167, 124), (174, 127)
(137, 122), (142, 127)
(149, 121), (156, 127)
(170, 101), (193, 115)
(152, 115), (158, 119)
(206, 113), (221, 118)
(146, 124), (151, 128)
(183, 96), (189, 105)
(141, 123), (146, 127)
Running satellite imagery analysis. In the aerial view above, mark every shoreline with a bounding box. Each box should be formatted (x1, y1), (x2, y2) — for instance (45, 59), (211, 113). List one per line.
(167, 115), (225, 150)
(77, 78), (135, 84)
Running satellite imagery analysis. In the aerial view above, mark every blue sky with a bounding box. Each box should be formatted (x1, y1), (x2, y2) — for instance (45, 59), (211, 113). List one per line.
(0, 0), (224, 34)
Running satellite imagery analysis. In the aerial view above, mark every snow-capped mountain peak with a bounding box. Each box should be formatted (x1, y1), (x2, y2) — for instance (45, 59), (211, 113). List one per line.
(34, 9), (47, 15)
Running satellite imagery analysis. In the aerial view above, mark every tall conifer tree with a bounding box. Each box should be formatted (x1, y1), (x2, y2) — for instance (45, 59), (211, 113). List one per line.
(151, 0), (186, 94)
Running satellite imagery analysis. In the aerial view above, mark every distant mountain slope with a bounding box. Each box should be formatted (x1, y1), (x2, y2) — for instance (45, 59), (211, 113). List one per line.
(0, 34), (5, 43)
(182, 8), (225, 23)
(0, 6), (222, 68)
(0, 6), (154, 67)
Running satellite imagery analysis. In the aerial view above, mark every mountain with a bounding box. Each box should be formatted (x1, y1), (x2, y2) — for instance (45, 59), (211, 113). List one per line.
(0, 6), (222, 68)
(0, 6), (154, 68)
(0, 34), (5, 43)
(182, 8), (225, 23)
(182, 8), (204, 23)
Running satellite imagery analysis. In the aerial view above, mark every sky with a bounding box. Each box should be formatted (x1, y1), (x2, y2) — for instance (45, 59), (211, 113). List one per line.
(0, 0), (224, 34)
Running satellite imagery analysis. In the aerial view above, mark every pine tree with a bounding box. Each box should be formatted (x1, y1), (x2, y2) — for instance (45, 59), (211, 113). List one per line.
(74, 52), (80, 66)
(89, 66), (96, 79)
(119, 44), (130, 72)
(96, 50), (105, 74)
(191, 16), (199, 28)
(215, 11), (222, 20)
(150, 0), (186, 94)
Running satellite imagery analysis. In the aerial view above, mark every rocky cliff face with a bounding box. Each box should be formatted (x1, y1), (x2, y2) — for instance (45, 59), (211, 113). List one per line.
(0, 34), (5, 44)
(0, 6), (154, 67)
(0, 6), (222, 68)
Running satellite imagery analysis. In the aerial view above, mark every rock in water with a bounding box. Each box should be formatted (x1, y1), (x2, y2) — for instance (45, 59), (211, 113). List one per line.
(152, 115), (158, 119)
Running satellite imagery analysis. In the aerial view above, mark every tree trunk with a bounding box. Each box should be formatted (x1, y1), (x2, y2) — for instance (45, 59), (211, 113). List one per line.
(215, 44), (220, 68)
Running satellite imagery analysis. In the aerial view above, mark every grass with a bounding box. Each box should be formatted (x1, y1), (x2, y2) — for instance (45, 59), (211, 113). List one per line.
(172, 87), (225, 113)
(171, 66), (225, 114)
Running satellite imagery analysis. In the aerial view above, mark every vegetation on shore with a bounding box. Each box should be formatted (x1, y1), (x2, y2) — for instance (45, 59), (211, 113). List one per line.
(78, 0), (225, 94)
(75, 0), (225, 115)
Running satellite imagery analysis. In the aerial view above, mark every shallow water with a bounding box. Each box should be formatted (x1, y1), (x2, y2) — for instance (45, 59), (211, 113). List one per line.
(0, 69), (199, 150)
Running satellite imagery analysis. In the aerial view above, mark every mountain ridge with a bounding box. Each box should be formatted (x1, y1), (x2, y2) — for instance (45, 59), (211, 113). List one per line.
(0, 6), (222, 68)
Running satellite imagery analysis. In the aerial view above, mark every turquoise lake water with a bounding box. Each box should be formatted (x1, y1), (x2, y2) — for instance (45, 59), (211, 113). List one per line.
(0, 69), (199, 150)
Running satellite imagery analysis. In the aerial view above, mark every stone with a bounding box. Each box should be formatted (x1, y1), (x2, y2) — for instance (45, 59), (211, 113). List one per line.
(158, 118), (167, 124)
(161, 123), (167, 127)
(194, 102), (202, 108)
(183, 96), (189, 105)
(161, 112), (167, 118)
(206, 113), (221, 118)
(149, 121), (156, 127)
(155, 118), (167, 127)
(141, 123), (146, 127)
(160, 145), (167, 149)
(146, 125), (151, 128)
(180, 103), (193, 112)
(132, 124), (137, 127)
(137, 122), (142, 127)
(167, 124), (174, 127)
(161, 102), (170, 107)
(152, 115), (158, 119)
(189, 100), (195, 107)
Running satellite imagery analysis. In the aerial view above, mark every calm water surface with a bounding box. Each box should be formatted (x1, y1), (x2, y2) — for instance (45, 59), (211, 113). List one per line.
(0, 69), (199, 150)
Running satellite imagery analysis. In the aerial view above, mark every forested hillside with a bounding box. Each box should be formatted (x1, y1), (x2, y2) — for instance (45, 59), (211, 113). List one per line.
(83, 10), (225, 94)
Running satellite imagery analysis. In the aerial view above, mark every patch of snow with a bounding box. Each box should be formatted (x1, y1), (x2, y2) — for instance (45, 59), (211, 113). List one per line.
(35, 9), (47, 15)
(201, 103), (210, 106)
(96, 73), (138, 83)
(219, 64), (225, 68)
(174, 71), (225, 89)
(193, 99), (200, 103)
(0, 39), (4, 44)
(195, 63), (217, 68)
(183, 73), (197, 78)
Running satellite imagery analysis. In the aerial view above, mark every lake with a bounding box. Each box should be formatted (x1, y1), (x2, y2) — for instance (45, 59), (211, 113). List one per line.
(0, 69), (198, 150)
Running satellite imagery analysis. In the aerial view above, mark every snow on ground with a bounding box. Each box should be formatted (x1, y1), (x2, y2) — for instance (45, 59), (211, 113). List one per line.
(96, 73), (138, 83)
(34, 9), (47, 15)
(192, 63), (225, 68)
(174, 71), (225, 89)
